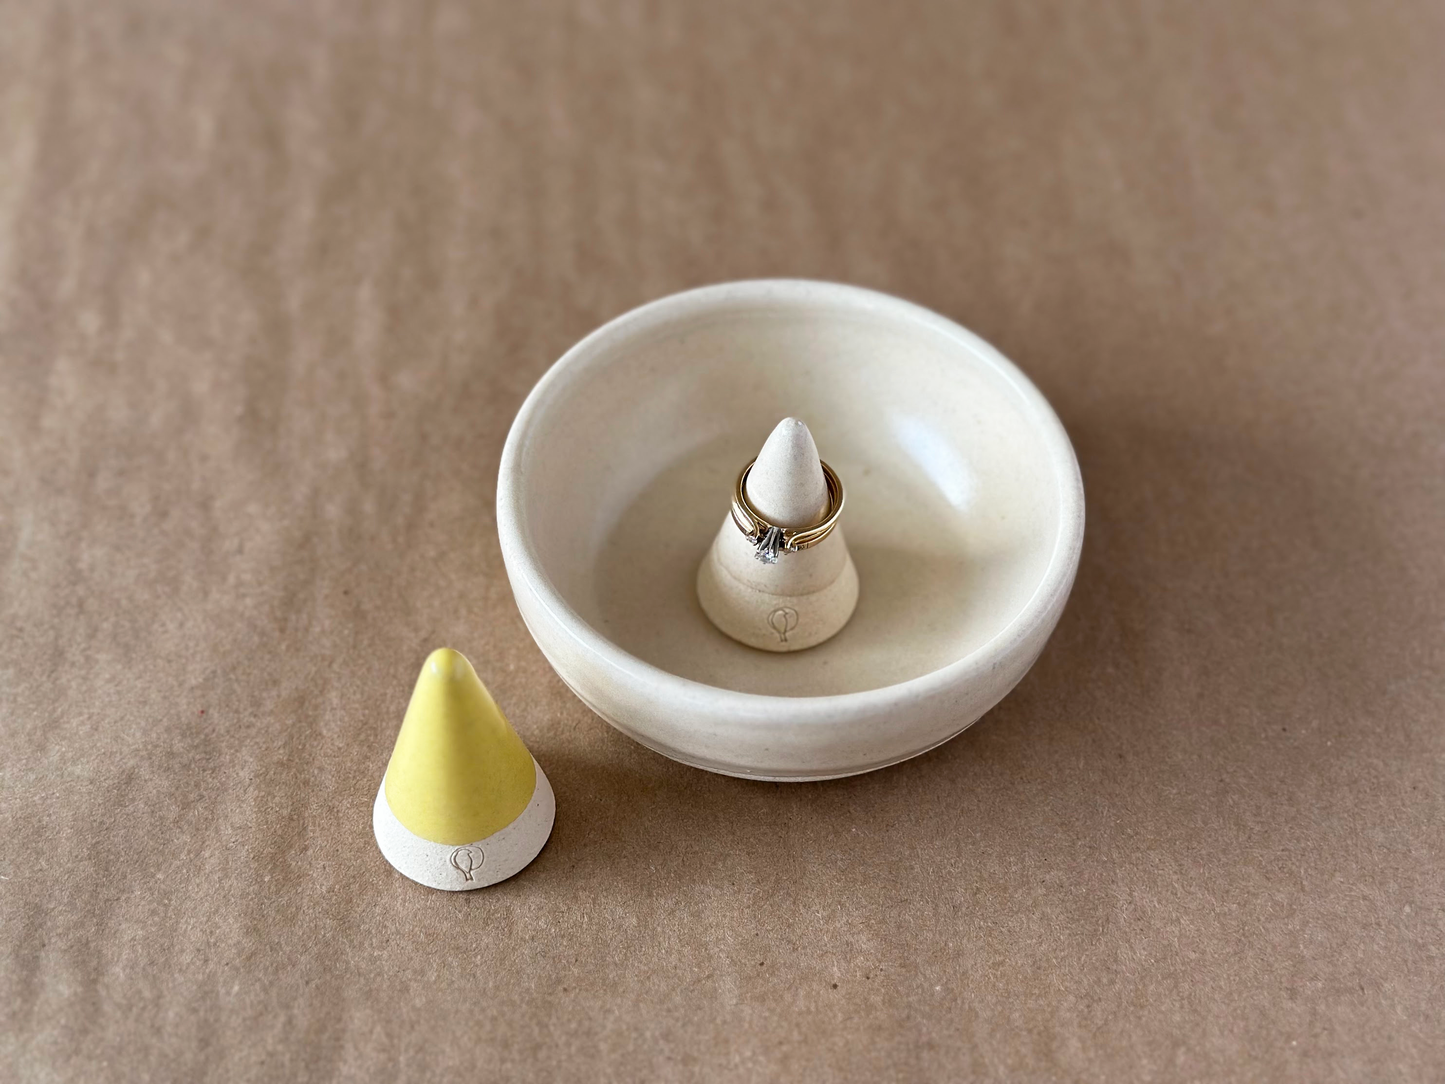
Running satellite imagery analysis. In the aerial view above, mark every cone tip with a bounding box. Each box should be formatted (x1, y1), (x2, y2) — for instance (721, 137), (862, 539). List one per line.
(423, 647), (473, 681)
(750, 417), (826, 527)
(759, 417), (819, 462)
(771, 416), (810, 438)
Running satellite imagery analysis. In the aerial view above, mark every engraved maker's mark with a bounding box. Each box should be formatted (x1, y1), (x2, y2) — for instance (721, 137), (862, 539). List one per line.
(450, 846), (485, 882)
(767, 607), (799, 643)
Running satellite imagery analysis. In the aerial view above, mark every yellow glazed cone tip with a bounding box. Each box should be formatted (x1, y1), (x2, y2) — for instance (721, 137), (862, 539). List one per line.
(382, 648), (538, 846)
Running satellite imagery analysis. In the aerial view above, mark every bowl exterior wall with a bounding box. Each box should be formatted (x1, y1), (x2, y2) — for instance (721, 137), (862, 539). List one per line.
(501, 543), (1077, 780)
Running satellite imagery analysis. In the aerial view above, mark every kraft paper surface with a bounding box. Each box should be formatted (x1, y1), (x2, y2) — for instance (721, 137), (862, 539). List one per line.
(2, 1), (1442, 1080)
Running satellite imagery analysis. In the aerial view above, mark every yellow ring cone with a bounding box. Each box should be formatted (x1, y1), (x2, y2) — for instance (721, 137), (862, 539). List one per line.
(373, 648), (555, 890)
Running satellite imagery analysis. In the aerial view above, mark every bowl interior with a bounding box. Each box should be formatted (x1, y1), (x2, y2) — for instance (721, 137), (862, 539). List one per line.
(515, 291), (1071, 697)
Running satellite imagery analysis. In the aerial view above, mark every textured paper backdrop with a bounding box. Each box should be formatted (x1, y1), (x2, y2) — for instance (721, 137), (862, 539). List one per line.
(2, 1), (1443, 1080)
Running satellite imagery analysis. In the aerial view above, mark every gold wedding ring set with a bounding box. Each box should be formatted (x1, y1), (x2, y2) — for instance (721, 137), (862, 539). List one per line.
(730, 457), (846, 564)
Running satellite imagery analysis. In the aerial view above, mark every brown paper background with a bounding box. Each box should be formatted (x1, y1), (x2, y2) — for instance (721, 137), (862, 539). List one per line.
(2, 1), (1443, 1080)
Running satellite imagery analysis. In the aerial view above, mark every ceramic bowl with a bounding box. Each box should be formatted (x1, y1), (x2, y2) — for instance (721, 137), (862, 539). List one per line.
(497, 280), (1084, 780)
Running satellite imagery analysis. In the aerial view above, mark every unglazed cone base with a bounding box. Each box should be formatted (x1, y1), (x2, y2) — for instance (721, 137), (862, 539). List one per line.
(372, 760), (555, 890)
(698, 530), (859, 652)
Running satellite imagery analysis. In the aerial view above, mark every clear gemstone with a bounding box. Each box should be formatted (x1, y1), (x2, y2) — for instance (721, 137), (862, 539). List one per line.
(754, 526), (785, 563)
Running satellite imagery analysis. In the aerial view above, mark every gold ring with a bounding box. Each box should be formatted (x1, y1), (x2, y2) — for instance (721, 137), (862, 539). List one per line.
(729, 458), (846, 564)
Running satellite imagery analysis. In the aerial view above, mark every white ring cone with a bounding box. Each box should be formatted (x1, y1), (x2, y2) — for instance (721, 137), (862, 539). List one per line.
(372, 760), (555, 890)
(698, 417), (858, 651)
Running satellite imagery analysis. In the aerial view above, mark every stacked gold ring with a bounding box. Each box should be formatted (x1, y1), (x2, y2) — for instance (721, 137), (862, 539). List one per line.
(730, 458), (846, 564)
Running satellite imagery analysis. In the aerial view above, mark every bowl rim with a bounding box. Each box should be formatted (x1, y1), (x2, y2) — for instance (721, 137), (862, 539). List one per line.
(496, 279), (1084, 723)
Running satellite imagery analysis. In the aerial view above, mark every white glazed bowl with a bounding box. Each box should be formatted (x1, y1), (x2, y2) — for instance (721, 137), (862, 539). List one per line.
(497, 281), (1084, 781)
